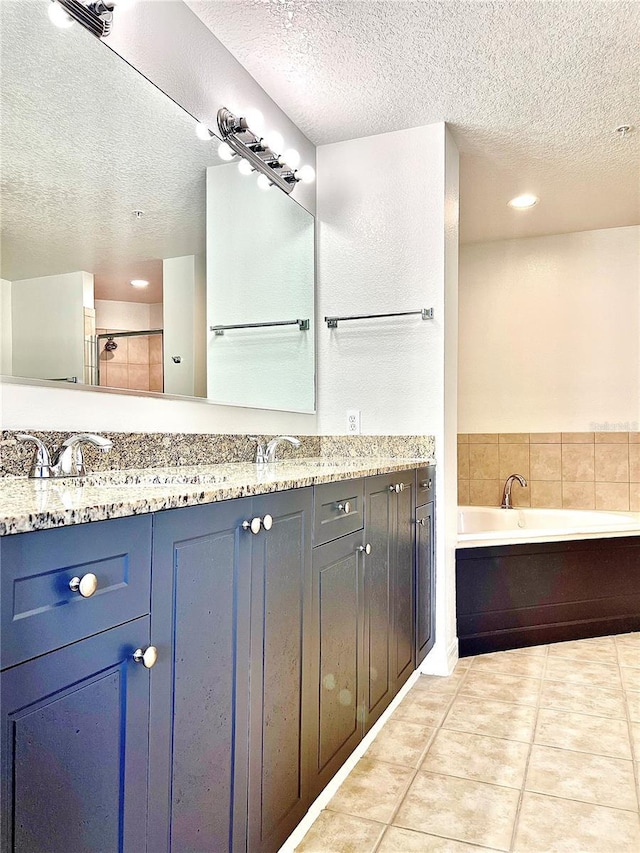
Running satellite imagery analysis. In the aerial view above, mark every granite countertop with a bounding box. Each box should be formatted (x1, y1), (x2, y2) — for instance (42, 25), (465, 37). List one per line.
(0, 456), (435, 536)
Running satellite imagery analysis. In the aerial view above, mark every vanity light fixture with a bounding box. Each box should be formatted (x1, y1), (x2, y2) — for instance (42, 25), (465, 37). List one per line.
(48, 0), (117, 39)
(130, 279), (149, 288)
(508, 193), (539, 210)
(216, 106), (315, 195)
(196, 122), (214, 141)
(238, 159), (254, 176)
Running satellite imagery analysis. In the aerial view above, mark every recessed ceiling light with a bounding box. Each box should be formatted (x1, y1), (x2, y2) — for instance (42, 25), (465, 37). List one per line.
(130, 279), (149, 288)
(508, 194), (539, 210)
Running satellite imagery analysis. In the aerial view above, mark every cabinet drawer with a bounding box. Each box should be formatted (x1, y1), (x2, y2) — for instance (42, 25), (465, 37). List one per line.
(416, 466), (436, 505)
(313, 479), (364, 546)
(1, 515), (152, 669)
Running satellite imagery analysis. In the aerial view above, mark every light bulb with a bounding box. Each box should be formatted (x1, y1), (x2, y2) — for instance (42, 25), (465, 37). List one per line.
(257, 174), (272, 191)
(217, 141), (235, 161)
(48, 1), (73, 28)
(282, 148), (301, 169)
(508, 194), (539, 210)
(244, 107), (265, 137)
(130, 279), (149, 288)
(296, 164), (316, 184)
(264, 130), (284, 153)
(238, 159), (253, 176)
(196, 122), (213, 141)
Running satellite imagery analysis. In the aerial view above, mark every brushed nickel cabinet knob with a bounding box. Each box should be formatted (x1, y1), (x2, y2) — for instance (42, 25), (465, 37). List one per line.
(357, 543), (372, 555)
(262, 514), (273, 531)
(337, 501), (351, 514)
(69, 573), (98, 598)
(242, 517), (262, 534)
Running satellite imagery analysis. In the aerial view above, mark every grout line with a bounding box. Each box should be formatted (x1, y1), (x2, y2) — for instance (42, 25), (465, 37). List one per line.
(614, 636), (640, 814)
(508, 642), (548, 851)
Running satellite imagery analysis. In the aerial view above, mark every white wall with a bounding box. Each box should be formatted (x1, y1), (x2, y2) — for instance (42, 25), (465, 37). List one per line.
(206, 165), (315, 413)
(95, 299), (156, 332)
(317, 123), (460, 673)
(459, 226), (640, 432)
(10, 271), (91, 382)
(0, 279), (12, 375)
(163, 255), (207, 398)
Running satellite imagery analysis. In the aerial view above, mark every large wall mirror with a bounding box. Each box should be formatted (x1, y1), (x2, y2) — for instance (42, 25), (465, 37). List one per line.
(0, 0), (315, 414)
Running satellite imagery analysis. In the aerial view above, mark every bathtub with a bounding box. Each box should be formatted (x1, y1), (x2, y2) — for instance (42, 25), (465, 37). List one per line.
(456, 505), (640, 655)
(458, 505), (639, 547)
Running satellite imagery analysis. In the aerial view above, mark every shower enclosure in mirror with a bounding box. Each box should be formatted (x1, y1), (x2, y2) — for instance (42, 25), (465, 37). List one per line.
(0, 0), (315, 413)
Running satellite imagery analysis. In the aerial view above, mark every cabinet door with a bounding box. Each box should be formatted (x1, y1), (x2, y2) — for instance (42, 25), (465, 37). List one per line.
(415, 502), (435, 666)
(363, 475), (394, 731)
(392, 471), (416, 692)
(1, 617), (151, 853)
(248, 488), (313, 853)
(308, 531), (364, 799)
(149, 500), (252, 853)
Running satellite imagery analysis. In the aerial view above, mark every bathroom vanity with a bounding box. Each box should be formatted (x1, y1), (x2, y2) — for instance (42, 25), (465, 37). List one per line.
(0, 459), (435, 853)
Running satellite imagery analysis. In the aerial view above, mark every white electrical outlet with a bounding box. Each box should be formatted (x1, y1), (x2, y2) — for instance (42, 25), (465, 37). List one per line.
(346, 410), (361, 434)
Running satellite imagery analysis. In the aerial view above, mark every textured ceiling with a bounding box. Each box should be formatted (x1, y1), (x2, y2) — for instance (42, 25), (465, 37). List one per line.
(186, 0), (640, 242)
(0, 0), (226, 295)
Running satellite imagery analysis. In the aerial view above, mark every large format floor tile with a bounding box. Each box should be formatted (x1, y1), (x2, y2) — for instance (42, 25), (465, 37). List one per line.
(513, 792), (640, 853)
(394, 772), (520, 850)
(296, 633), (640, 853)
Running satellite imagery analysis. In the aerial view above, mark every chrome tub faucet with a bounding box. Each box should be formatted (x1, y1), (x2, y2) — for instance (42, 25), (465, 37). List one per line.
(501, 473), (528, 509)
(249, 435), (301, 464)
(18, 433), (113, 478)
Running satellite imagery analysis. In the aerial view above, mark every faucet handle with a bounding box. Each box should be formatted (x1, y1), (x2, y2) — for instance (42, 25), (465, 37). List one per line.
(16, 434), (52, 478)
(248, 436), (266, 464)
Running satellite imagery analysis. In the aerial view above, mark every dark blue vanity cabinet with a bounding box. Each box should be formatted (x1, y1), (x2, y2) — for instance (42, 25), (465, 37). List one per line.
(0, 517), (153, 853)
(1, 467), (435, 853)
(415, 467), (436, 665)
(148, 488), (313, 853)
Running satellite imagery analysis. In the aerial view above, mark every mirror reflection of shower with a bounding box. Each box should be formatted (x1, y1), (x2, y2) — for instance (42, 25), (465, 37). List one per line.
(96, 329), (164, 393)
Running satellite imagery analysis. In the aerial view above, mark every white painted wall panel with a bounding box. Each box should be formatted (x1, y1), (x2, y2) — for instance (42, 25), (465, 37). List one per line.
(0, 279), (12, 375)
(459, 226), (640, 432)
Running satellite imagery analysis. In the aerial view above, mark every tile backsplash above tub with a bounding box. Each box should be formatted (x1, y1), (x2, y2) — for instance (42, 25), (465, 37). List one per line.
(458, 432), (640, 511)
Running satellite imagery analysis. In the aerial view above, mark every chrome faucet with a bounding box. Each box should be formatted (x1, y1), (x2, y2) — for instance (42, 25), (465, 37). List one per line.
(249, 435), (301, 464)
(501, 473), (528, 509)
(17, 433), (113, 478)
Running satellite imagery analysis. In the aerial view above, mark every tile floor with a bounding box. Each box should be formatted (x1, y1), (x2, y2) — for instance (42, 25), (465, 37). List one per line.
(295, 632), (640, 852)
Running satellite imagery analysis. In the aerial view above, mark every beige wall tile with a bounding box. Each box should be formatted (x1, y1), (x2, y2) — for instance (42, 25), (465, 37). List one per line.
(469, 480), (501, 506)
(104, 337), (128, 364)
(128, 364), (150, 391)
(595, 483), (630, 511)
(457, 443), (470, 479)
(630, 483), (640, 511)
(530, 444), (561, 480)
(458, 479), (470, 505)
(595, 432), (629, 443)
(499, 433), (530, 444)
(562, 432), (595, 443)
(469, 444), (499, 479)
(510, 481), (530, 507)
(529, 433), (561, 443)
(128, 335), (150, 365)
(149, 364), (163, 393)
(105, 363), (128, 389)
(499, 444), (530, 480)
(629, 445), (640, 481)
(530, 481), (563, 508)
(595, 444), (629, 482)
(629, 433), (640, 443)
(562, 482), (595, 509)
(149, 334), (163, 365)
(562, 444), (594, 481)
(468, 434), (498, 444)
(457, 433), (469, 444)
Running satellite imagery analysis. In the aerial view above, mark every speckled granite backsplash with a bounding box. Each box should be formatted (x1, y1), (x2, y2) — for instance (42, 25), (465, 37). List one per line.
(1, 432), (434, 478)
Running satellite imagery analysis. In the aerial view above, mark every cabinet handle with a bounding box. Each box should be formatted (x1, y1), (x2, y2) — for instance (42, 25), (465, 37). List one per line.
(416, 518), (427, 526)
(69, 573), (98, 598)
(421, 479), (433, 489)
(133, 646), (158, 669)
(389, 483), (405, 493)
(357, 543), (372, 555)
(337, 501), (351, 514)
(242, 514), (273, 534)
